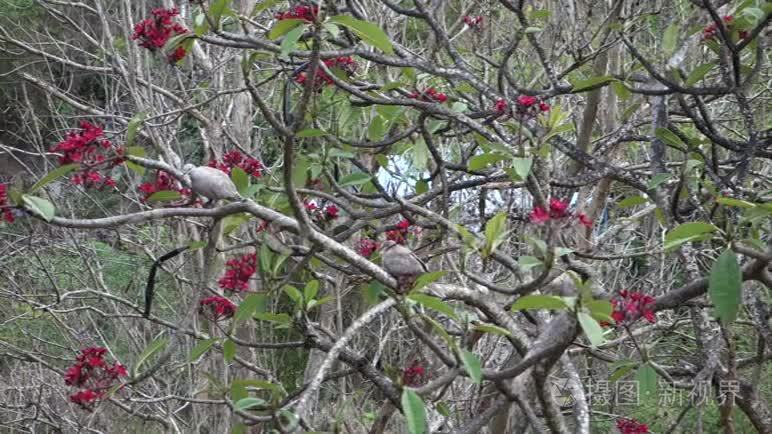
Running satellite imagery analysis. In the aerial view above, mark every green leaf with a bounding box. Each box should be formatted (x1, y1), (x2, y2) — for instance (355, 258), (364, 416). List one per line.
(364, 280), (386, 305)
(611, 81), (632, 101)
(190, 338), (218, 361)
(578, 311), (605, 347)
(586, 299), (613, 323)
(269, 18), (306, 40)
(637, 363), (658, 399)
(235, 397), (266, 411)
(647, 173), (672, 190)
(222, 213), (252, 235)
(282, 285), (303, 305)
(297, 128), (326, 137)
(609, 362), (638, 382)
(655, 128), (686, 149)
(126, 112), (147, 147)
(571, 75), (616, 92)
(412, 271), (446, 291)
(21, 195), (55, 221)
(29, 164), (79, 193)
(415, 180), (429, 195)
(328, 16), (394, 54)
(617, 195), (648, 208)
(468, 153), (507, 171)
(401, 389), (426, 434)
(254, 312), (291, 324)
(511, 157), (533, 180)
(231, 167), (249, 196)
(126, 161), (146, 176)
(304, 280), (320, 303)
(708, 249), (742, 324)
(664, 222), (718, 250)
(716, 197), (756, 209)
(511, 295), (570, 312)
(460, 350), (482, 385)
(473, 323), (512, 337)
(187, 241), (208, 250)
(209, 0), (233, 28)
(662, 23), (679, 55)
(280, 25), (304, 57)
(518, 256), (543, 271)
(147, 190), (182, 202)
(484, 212), (508, 255)
(235, 294), (267, 323)
(338, 172), (372, 187)
(408, 293), (458, 320)
(252, 0), (284, 15)
(686, 63), (716, 86)
(223, 339), (236, 361)
(132, 336), (169, 377)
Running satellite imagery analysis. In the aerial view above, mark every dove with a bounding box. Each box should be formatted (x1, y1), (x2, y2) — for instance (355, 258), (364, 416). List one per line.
(380, 240), (428, 293)
(183, 164), (242, 202)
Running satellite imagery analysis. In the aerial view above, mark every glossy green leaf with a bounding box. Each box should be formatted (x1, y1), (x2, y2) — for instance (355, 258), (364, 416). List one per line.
(484, 212), (508, 255)
(664, 222), (718, 250)
(297, 128), (326, 137)
(655, 128), (686, 149)
(686, 63), (716, 86)
(609, 362), (638, 382)
(29, 164), (78, 193)
(662, 23), (679, 54)
(282, 285), (303, 305)
(412, 271), (446, 291)
(209, 0), (232, 28)
(338, 172), (372, 187)
(235, 397), (266, 411)
(415, 180), (429, 195)
(708, 249), (742, 324)
(511, 295), (570, 312)
(518, 256), (543, 271)
(223, 339), (236, 361)
(231, 167), (249, 196)
(468, 153), (507, 171)
(304, 280), (320, 303)
(716, 197), (756, 208)
(254, 312), (291, 324)
(21, 195), (55, 221)
(269, 18), (305, 40)
(279, 25), (304, 57)
(364, 280), (387, 305)
(235, 294), (267, 323)
(511, 157), (533, 180)
(147, 190), (182, 202)
(647, 173), (671, 190)
(637, 363), (658, 399)
(132, 336), (169, 377)
(611, 81), (631, 101)
(252, 0), (283, 15)
(408, 293), (457, 320)
(126, 112), (147, 147)
(401, 389), (426, 434)
(222, 213), (252, 235)
(460, 350), (482, 385)
(473, 323), (512, 337)
(328, 16), (394, 54)
(571, 75), (616, 92)
(578, 311), (605, 347)
(190, 338), (218, 361)
(617, 195), (648, 208)
(187, 241), (208, 250)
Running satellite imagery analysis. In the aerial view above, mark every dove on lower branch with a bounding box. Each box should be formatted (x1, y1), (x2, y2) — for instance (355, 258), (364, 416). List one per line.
(380, 240), (428, 293)
(183, 164), (243, 202)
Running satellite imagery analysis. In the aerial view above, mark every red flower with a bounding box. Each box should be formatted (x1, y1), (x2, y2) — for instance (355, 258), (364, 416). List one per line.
(610, 290), (656, 326)
(356, 238), (379, 257)
(70, 389), (100, 410)
(209, 150), (263, 178)
(401, 360), (427, 387)
(409, 87), (448, 103)
(516, 95), (537, 108)
(218, 253), (257, 292)
(64, 347), (126, 411)
(168, 46), (187, 63)
(548, 198), (569, 218)
(539, 101), (551, 112)
(199, 296), (237, 321)
(577, 213), (593, 228)
(462, 15), (483, 29)
(494, 98), (508, 113)
(324, 205), (339, 220)
(138, 170), (189, 202)
(64, 364), (85, 386)
(51, 121), (125, 190)
(131, 8), (188, 51)
(701, 15), (748, 42)
(293, 56), (357, 90)
(616, 418), (649, 433)
(0, 183), (14, 224)
(529, 206), (550, 224)
(386, 219), (411, 244)
(274, 5), (318, 22)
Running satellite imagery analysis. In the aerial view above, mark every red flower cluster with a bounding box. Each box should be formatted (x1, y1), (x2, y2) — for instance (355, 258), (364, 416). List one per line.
(463, 15), (483, 30)
(0, 184), (14, 224)
(702, 15), (749, 41)
(131, 8), (188, 55)
(64, 347), (127, 411)
(50, 121), (125, 189)
(386, 219), (411, 244)
(294, 57), (358, 89)
(356, 238), (380, 258)
(304, 200), (339, 224)
(199, 296), (236, 321)
(168, 46), (187, 63)
(401, 360), (427, 387)
(529, 198), (592, 228)
(138, 170), (191, 202)
(208, 150), (264, 178)
(218, 253), (257, 292)
(493, 98), (508, 113)
(616, 418), (649, 434)
(517, 95), (550, 114)
(409, 87), (448, 103)
(611, 290), (656, 325)
(274, 4), (318, 22)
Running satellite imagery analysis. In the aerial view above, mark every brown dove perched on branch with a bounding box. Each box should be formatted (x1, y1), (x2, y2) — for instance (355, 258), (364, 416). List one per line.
(380, 240), (428, 293)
